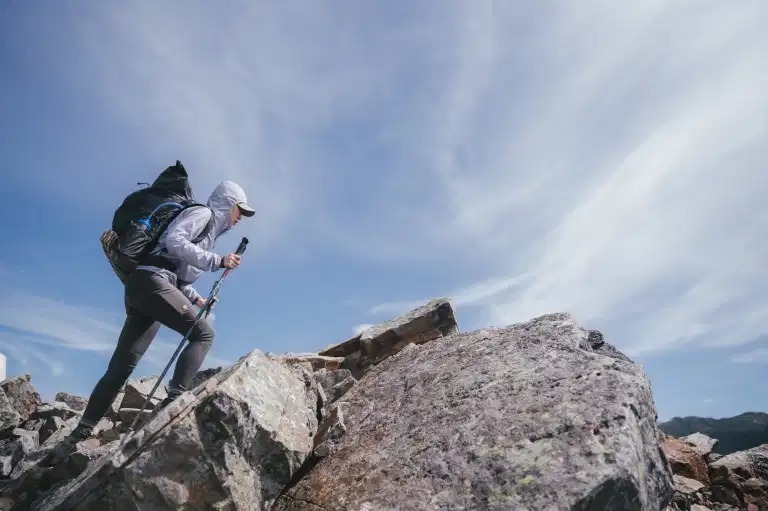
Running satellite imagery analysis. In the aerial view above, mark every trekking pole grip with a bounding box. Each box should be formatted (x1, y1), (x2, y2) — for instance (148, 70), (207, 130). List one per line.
(235, 237), (249, 255)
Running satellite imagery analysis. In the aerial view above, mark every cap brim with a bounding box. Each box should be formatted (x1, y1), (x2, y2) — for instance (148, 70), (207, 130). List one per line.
(237, 203), (256, 217)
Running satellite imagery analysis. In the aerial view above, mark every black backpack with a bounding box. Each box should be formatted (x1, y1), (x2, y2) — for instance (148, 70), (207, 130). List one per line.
(104, 160), (213, 284)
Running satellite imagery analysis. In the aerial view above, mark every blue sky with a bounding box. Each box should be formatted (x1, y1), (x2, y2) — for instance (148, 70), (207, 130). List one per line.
(1, 1), (766, 422)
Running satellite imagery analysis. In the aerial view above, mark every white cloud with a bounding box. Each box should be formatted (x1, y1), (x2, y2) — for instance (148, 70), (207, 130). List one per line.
(732, 349), (768, 364)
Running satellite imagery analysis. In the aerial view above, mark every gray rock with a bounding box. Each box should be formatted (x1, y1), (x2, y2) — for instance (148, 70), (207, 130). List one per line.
(0, 417), (76, 493)
(119, 376), (167, 410)
(37, 416), (79, 452)
(708, 452), (724, 463)
(34, 349), (321, 511)
(96, 428), (122, 446)
(0, 374), (41, 422)
(579, 329), (635, 363)
(188, 366), (223, 389)
(54, 393), (87, 412)
(314, 368), (353, 389)
(0, 390), (20, 435)
(326, 376), (356, 403)
(683, 432), (719, 457)
(319, 298), (458, 379)
(674, 474), (705, 494)
(314, 368), (357, 403)
(92, 417), (114, 435)
(274, 312), (673, 510)
(0, 429), (38, 477)
(279, 354), (345, 371)
(32, 402), (80, 422)
(0, 438), (119, 511)
(709, 443), (768, 508)
(38, 416), (66, 445)
(105, 389), (124, 421)
(116, 408), (152, 427)
(313, 402), (347, 458)
(20, 418), (45, 433)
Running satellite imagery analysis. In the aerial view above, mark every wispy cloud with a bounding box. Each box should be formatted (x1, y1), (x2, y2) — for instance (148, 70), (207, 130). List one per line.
(732, 349), (768, 364)
(46, 2), (411, 254)
(0, 292), (120, 352)
(359, 2), (768, 356)
(0, 289), (232, 379)
(370, 273), (528, 316)
(0, 334), (65, 377)
(6, 0), (768, 372)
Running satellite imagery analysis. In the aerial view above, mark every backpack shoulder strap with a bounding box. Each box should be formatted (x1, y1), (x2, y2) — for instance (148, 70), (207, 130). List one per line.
(141, 202), (211, 259)
(187, 204), (215, 244)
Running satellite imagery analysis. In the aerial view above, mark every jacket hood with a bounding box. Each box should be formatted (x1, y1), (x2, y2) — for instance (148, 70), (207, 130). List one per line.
(206, 181), (250, 235)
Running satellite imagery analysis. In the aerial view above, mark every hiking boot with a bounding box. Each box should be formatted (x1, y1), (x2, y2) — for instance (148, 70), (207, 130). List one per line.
(157, 384), (186, 411)
(39, 422), (94, 467)
(157, 395), (175, 411)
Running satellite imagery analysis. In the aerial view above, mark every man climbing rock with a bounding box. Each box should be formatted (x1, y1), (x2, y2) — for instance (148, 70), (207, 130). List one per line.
(43, 180), (255, 465)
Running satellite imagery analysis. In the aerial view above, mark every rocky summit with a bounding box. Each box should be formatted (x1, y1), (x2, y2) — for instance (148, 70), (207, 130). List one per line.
(0, 298), (760, 510)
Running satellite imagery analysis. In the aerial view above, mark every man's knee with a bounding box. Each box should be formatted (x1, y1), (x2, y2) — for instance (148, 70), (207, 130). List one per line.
(189, 319), (214, 345)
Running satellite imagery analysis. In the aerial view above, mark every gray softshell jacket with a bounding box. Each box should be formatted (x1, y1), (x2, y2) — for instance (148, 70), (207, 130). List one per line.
(137, 181), (249, 303)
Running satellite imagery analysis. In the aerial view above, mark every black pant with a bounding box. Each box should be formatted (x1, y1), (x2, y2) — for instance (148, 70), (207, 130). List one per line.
(79, 269), (214, 427)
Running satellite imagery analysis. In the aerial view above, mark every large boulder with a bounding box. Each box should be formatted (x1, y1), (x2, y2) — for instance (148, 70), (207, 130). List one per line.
(0, 375), (41, 422)
(32, 349), (322, 510)
(709, 444), (768, 508)
(274, 312), (673, 510)
(319, 298), (458, 379)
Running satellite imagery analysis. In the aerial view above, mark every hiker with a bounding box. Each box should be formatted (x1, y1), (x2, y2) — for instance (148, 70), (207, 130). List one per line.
(46, 179), (254, 461)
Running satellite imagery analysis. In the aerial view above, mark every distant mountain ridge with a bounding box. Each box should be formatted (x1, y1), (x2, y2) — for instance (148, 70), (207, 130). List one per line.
(659, 411), (768, 455)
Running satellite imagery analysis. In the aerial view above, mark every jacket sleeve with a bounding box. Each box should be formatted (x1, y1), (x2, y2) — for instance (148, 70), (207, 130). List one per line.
(163, 207), (222, 272)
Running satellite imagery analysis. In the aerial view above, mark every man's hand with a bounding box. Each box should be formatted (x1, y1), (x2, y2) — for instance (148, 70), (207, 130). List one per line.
(220, 253), (241, 269)
(196, 296), (217, 309)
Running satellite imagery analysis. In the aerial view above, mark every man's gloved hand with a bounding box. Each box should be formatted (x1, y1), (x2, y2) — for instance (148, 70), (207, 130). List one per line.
(100, 230), (117, 257)
(196, 296), (218, 315)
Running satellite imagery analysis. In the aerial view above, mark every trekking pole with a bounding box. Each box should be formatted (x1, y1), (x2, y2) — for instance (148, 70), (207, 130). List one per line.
(122, 237), (249, 445)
